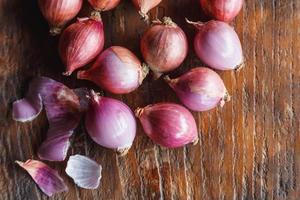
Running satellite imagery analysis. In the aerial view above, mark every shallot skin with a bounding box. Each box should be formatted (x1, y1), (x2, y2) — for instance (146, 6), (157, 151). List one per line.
(131, 0), (162, 19)
(85, 92), (136, 153)
(77, 46), (148, 94)
(88, 0), (121, 11)
(59, 14), (105, 76)
(38, 0), (83, 35)
(165, 67), (230, 112)
(200, 0), (243, 22)
(136, 103), (198, 148)
(141, 17), (188, 76)
(190, 20), (243, 70)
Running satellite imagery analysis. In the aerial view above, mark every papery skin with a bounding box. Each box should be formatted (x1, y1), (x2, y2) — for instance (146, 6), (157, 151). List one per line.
(165, 67), (229, 112)
(141, 17), (188, 76)
(85, 91), (136, 153)
(12, 77), (84, 161)
(36, 78), (82, 161)
(136, 103), (198, 148)
(78, 46), (148, 94)
(131, 0), (162, 19)
(200, 0), (243, 22)
(59, 14), (105, 75)
(88, 0), (121, 11)
(66, 155), (102, 189)
(38, 0), (83, 35)
(191, 20), (243, 70)
(16, 160), (68, 197)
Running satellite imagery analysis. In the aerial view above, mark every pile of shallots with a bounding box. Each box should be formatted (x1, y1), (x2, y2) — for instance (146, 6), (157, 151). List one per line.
(13, 0), (244, 196)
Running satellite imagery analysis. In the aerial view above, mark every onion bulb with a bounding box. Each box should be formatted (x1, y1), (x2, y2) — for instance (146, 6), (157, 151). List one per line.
(38, 0), (83, 35)
(135, 103), (198, 148)
(59, 12), (105, 76)
(187, 19), (244, 71)
(131, 0), (162, 20)
(85, 91), (136, 155)
(77, 46), (149, 94)
(88, 0), (121, 12)
(200, 0), (243, 22)
(141, 17), (188, 78)
(165, 67), (230, 112)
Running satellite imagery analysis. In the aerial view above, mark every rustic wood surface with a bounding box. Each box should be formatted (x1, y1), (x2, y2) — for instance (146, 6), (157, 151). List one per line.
(0, 0), (299, 199)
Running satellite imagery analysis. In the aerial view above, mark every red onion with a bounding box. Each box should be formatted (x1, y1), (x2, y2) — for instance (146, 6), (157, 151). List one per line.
(187, 19), (244, 71)
(131, 0), (162, 20)
(85, 91), (136, 155)
(135, 103), (198, 148)
(141, 17), (188, 78)
(165, 67), (230, 112)
(77, 46), (149, 94)
(59, 13), (105, 76)
(38, 0), (83, 35)
(88, 0), (121, 11)
(200, 0), (243, 22)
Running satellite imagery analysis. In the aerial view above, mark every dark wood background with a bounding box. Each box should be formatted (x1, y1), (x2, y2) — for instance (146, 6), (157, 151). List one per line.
(1, 0), (300, 199)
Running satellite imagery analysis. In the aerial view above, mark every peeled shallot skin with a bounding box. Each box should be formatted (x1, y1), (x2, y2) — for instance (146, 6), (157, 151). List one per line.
(88, 0), (121, 11)
(59, 13), (105, 76)
(78, 46), (148, 94)
(141, 17), (188, 77)
(85, 91), (136, 154)
(135, 103), (198, 148)
(165, 67), (230, 112)
(38, 0), (83, 35)
(200, 0), (243, 22)
(189, 20), (243, 70)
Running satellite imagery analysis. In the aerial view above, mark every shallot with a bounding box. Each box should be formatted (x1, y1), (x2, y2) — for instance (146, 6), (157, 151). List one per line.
(131, 0), (162, 20)
(78, 46), (149, 94)
(135, 103), (198, 148)
(200, 0), (243, 22)
(165, 67), (230, 112)
(187, 19), (244, 70)
(141, 17), (188, 78)
(38, 0), (83, 35)
(85, 91), (136, 155)
(59, 12), (105, 76)
(88, 0), (121, 12)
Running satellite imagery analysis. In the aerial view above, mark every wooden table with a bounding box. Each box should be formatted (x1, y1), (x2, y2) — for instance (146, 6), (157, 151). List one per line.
(1, 0), (299, 199)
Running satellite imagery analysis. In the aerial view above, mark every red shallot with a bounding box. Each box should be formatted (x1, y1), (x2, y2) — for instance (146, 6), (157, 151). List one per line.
(200, 0), (243, 22)
(135, 103), (199, 148)
(165, 67), (230, 112)
(88, 0), (121, 12)
(77, 46), (149, 94)
(131, 0), (162, 20)
(141, 17), (188, 78)
(187, 19), (244, 71)
(38, 0), (83, 35)
(85, 91), (136, 155)
(59, 12), (105, 76)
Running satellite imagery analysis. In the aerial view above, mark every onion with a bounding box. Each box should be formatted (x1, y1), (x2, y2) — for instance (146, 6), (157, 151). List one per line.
(141, 17), (188, 78)
(85, 91), (136, 155)
(77, 46), (149, 94)
(187, 19), (244, 71)
(59, 12), (105, 76)
(131, 0), (162, 20)
(38, 0), (83, 35)
(135, 103), (198, 148)
(200, 0), (243, 22)
(165, 67), (230, 112)
(88, 0), (121, 12)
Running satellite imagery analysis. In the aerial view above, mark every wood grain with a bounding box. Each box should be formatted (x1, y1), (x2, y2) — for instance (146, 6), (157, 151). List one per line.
(0, 0), (299, 199)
